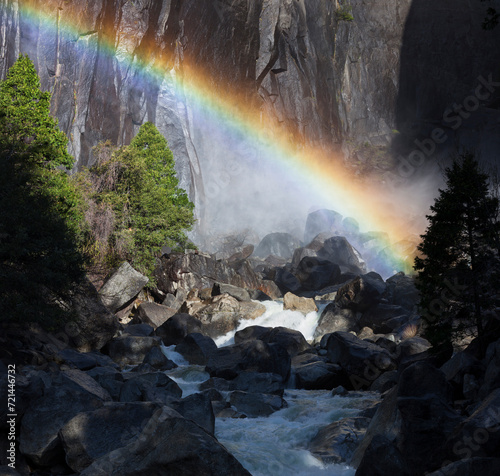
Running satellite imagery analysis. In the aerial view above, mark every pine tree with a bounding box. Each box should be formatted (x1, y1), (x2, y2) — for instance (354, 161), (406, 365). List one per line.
(76, 122), (195, 281)
(414, 152), (500, 349)
(0, 55), (85, 326)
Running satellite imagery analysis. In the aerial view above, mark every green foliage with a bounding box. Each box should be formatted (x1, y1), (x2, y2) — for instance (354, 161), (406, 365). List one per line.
(335, 4), (354, 22)
(76, 122), (195, 281)
(0, 55), (85, 326)
(414, 152), (500, 349)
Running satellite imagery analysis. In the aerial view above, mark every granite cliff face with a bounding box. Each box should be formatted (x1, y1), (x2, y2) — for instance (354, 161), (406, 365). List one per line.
(0, 0), (499, 230)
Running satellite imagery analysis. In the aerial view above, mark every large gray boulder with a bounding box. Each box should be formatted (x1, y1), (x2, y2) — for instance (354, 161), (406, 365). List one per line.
(304, 210), (343, 244)
(155, 251), (261, 295)
(79, 407), (251, 475)
(283, 292), (318, 314)
(254, 232), (301, 260)
(205, 339), (291, 381)
(314, 303), (359, 338)
(59, 402), (161, 473)
(19, 370), (110, 466)
(68, 277), (119, 352)
(294, 256), (342, 291)
(119, 372), (182, 404)
(335, 274), (387, 312)
(175, 333), (217, 365)
(169, 392), (215, 435)
(155, 313), (203, 346)
(98, 262), (148, 313)
(136, 302), (177, 329)
(229, 390), (287, 417)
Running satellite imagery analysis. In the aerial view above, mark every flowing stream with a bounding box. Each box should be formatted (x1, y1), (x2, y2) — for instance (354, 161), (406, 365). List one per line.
(161, 301), (372, 476)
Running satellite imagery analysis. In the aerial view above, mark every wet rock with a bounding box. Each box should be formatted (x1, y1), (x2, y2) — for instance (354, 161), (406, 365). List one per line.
(79, 407), (251, 475)
(283, 292), (318, 314)
(136, 302), (177, 329)
(175, 333), (217, 365)
(155, 313), (203, 346)
(309, 416), (371, 464)
(229, 391), (287, 417)
(263, 326), (312, 356)
(234, 325), (272, 344)
(59, 402), (161, 473)
(121, 323), (155, 337)
(98, 262), (148, 313)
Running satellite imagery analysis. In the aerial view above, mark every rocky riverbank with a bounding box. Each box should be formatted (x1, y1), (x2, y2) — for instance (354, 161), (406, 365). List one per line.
(1, 224), (500, 475)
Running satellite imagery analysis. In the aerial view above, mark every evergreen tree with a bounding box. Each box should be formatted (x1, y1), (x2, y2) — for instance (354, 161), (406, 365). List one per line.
(0, 55), (85, 326)
(76, 122), (195, 281)
(414, 152), (500, 349)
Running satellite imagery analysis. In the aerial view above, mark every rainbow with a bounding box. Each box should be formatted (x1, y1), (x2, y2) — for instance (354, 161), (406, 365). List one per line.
(11, 0), (422, 274)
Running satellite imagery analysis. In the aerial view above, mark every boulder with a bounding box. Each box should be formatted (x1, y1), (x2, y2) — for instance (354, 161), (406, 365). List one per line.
(98, 262), (148, 313)
(283, 292), (318, 314)
(67, 277), (119, 352)
(426, 458), (500, 476)
(119, 372), (182, 404)
(396, 362), (462, 475)
(257, 279), (282, 299)
(355, 434), (410, 476)
(229, 391), (287, 417)
(59, 402), (161, 472)
(154, 251), (261, 295)
(383, 272), (419, 312)
(155, 313), (202, 346)
(335, 274), (386, 312)
(161, 289), (187, 312)
(326, 332), (395, 390)
(263, 326), (312, 356)
(79, 407), (251, 475)
(175, 333), (217, 365)
(396, 337), (432, 363)
(105, 335), (161, 366)
(192, 294), (266, 339)
(86, 367), (124, 401)
(314, 303), (359, 338)
(304, 209), (343, 243)
(169, 392), (215, 435)
(212, 282), (251, 301)
(234, 325), (272, 344)
(136, 302), (176, 329)
(121, 323), (155, 337)
(444, 388), (500, 462)
(479, 339), (500, 398)
(359, 303), (410, 334)
(294, 361), (348, 390)
(142, 346), (177, 370)
(294, 256), (341, 291)
(309, 416), (371, 464)
(205, 339), (291, 381)
(57, 348), (117, 371)
(231, 372), (285, 396)
(274, 268), (302, 294)
(19, 371), (110, 466)
(254, 232), (301, 260)
(316, 235), (366, 275)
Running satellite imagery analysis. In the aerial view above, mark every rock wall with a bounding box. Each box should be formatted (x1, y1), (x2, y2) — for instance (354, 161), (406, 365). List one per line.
(0, 0), (498, 228)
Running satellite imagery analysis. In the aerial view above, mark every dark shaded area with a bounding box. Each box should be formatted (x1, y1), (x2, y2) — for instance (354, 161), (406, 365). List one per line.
(394, 0), (500, 167)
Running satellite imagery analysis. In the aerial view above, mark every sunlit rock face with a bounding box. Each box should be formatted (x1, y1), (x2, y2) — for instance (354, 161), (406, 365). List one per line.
(0, 0), (408, 186)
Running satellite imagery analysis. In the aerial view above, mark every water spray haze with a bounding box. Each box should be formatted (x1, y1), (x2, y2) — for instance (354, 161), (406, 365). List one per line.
(10, 0), (437, 275)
